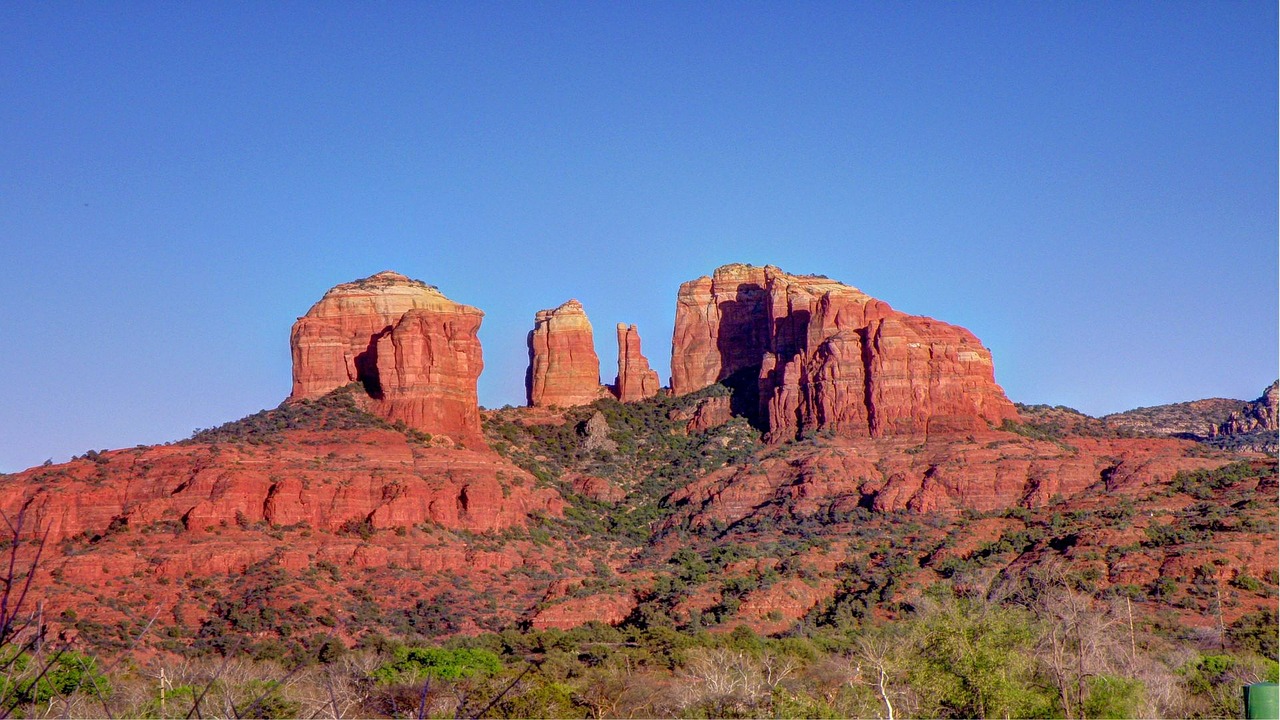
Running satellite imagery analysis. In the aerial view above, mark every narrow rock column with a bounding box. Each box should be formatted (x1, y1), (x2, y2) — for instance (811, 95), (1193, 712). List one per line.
(614, 323), (660, 402)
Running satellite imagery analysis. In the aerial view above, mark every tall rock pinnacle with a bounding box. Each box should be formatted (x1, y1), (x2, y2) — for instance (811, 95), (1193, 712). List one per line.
(526, 299), (606, 408)
(289, 271), (485, 445)
(613, 323), (661, 402)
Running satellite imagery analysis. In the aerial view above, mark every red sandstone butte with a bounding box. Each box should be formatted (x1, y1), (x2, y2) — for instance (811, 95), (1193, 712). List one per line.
(670, 264), (1018, 441)
(289, 271), (485, 444)
(613, 323), (661, 402)
(526, 299), (606, 408)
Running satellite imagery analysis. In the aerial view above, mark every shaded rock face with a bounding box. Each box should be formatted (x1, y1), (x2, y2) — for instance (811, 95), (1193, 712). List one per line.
(526, 300), (605, 408)
(613, 323), (661, 402)
(289, 271), (485, 445)
(670, 264), (1018, 441)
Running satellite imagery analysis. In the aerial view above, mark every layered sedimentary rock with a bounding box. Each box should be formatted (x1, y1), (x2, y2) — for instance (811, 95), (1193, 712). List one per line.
(289, 271), (484, 444)
(526, 300), (605, 408)
(670, 264), (1018, 441)
(613, 323), (661, 402)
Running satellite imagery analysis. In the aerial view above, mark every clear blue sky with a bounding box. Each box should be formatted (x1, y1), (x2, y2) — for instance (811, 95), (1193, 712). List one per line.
(2, 2), (1276, 472)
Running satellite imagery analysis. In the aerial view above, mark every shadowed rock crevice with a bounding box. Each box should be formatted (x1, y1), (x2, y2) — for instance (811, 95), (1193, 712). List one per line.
(354, 327), (392, 399)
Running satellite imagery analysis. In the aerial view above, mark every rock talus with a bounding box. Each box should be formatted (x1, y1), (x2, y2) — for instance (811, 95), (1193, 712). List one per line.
(613, 323), (661, 402)
(526, 299), (606, 408)
(289, 271), (485, 444)
(670, 264), (1018, 441)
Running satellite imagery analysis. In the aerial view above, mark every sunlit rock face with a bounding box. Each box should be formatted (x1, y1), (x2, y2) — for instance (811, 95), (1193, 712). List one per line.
(670, 263), (1018, 441)
(289, 271), (485, 445)
(525, 299), (606, 408)
(613, 323), (661, 402)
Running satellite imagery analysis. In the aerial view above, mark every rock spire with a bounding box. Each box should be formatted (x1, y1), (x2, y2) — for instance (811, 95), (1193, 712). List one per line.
(613, 323), (661, 402)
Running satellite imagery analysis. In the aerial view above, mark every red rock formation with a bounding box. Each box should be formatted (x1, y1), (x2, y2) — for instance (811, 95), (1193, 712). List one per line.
(526, 299), (606, 408)
(1, 430), (563, 545)
(529, 592), (636, 630)
(685, 396), (733, 433)
(290, 271), (485, 444)
(671, 264), (773, 395)
(662, 433), (1228, 529)
(613, 323), (661, 402)
(670, 264), (1018, 441)
(567, 473), (626, 503)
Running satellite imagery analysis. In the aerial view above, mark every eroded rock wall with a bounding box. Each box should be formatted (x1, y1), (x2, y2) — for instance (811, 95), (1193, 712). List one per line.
(670, 264), (1018, 441)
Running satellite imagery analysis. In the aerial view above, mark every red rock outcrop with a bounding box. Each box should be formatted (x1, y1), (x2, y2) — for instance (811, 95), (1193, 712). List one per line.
(662, 432), (1229, 530)
(670, 264), (1018, 441)
(290, 271), (485, 444)
(613, 323), (661, 402)
(1, 429), (563, 545)
(670, 392), (732, 430)
(529, 592), (637, 630)
(526, 299), (606, 408)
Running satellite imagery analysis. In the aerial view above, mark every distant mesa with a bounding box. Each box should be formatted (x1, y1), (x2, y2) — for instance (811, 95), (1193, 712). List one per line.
(670, 263), (1019, 441)
(289, 270), (485, 446)
(1218, 380), (1278, 436)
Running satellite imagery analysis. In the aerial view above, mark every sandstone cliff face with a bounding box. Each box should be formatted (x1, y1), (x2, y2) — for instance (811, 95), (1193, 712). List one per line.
(670, 264), (1018, 441)
(526, 300), (606, 408)
(613, 323), (661, 402)
(290, 271), (485, 444)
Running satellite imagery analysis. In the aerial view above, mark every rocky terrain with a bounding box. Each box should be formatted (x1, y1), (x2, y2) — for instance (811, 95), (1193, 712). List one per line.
(0, 264), (1273, 676)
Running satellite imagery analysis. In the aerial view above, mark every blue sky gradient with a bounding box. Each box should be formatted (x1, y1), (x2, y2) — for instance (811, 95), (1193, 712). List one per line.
(2, 2), (1276, 471)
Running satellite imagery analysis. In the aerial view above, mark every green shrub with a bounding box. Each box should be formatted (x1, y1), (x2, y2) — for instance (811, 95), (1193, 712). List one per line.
(371, 646), (503, 685)
(0, 649), (110, 707)
(1082, 674), (1144, 719)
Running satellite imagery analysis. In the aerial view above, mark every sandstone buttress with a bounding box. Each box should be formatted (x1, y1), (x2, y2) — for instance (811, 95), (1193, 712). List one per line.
(289, 271), (485, 445)
(670, 264), (1018, 441)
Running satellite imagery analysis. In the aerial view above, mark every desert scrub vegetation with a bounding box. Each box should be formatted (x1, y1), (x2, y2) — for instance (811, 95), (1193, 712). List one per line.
(10, 581), (1276, 718)
(185, 385), (393, 445)
(483, 387), (763, 548)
